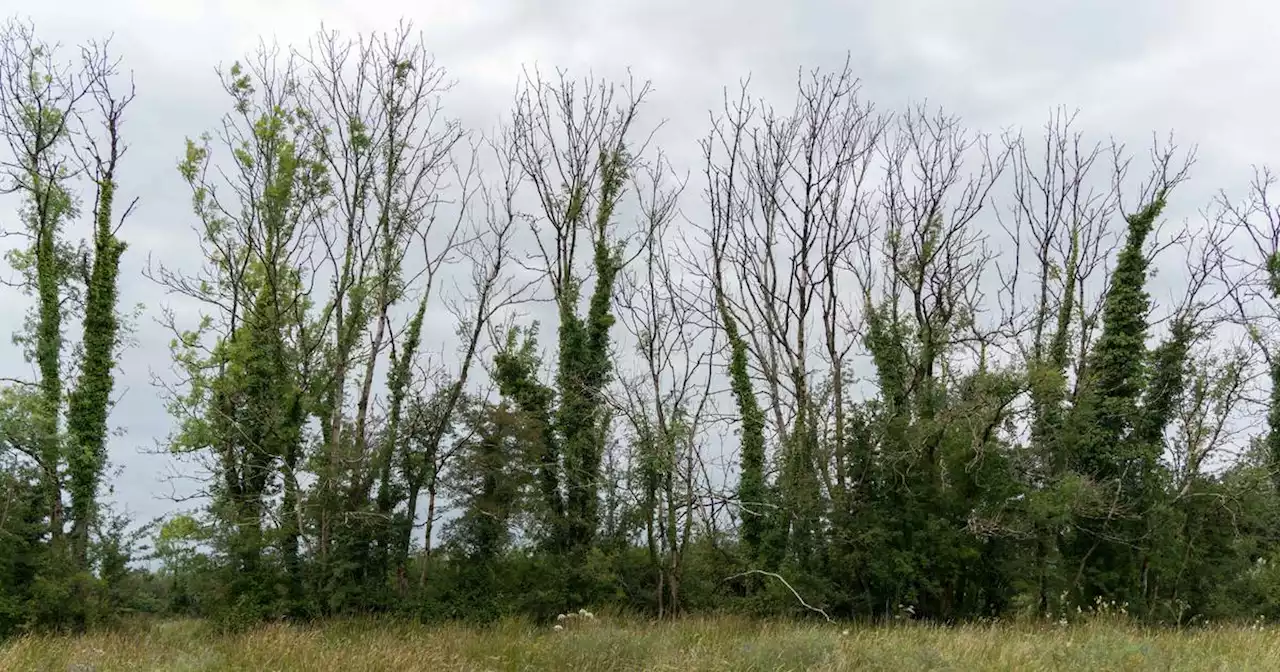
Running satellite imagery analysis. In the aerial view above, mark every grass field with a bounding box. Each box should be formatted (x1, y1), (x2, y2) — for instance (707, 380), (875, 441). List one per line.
(3, 615), (1279, 671)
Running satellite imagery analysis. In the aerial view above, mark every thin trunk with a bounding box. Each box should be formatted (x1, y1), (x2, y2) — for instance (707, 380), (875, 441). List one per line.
(35, 194), (64, 545)
(67, 135), (126, 568)
(351, 308), (389, 501)
(419, 482), (438, 587)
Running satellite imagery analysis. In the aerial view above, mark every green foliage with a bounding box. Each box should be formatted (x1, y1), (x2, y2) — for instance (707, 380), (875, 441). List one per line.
(1063, 196), (1178, 613)
(716, 273), (770, 568)
(0, 18), (141, 636)
(14, 21), (1280, 642)
(493, 324), (561, 539)
(66, 129), (128, 566)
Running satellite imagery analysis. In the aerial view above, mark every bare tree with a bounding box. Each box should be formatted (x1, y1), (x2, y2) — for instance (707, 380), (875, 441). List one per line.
(493, 69), (660, 554)
(613, 152), (710, 616)
(701, 61), (888, 570)
(1214, 167), (1280, 491)
(397, 131), (536, 589)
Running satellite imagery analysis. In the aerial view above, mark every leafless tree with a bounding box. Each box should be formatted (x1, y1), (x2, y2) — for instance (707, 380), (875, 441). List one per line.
(612, 151), (711, 616)
(700, 62), (890, 566)
(398, 130), (537, 588)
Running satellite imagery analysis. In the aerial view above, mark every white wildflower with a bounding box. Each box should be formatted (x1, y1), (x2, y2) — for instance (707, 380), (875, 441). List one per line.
(841, 629), (849, 637)
(553, 624), (564, 632)
(557, 614), (566, 621)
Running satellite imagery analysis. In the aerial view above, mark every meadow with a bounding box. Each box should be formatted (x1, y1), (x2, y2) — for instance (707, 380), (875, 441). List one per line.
(3, 616), (1278, 671)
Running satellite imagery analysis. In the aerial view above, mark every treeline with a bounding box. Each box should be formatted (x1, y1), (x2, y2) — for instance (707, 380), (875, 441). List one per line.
(5, 19), (1280, 636)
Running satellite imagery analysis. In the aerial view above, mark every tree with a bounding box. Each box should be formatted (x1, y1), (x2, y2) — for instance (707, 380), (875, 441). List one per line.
(292, 24), (464, 611)
(494, 71), (654, 557)
(393, 130), (533, 593)
(438, 398), (535, 619)
(155, 43), (324, 621)
(0, 17), (136, 630)
(65, 42), (135, 569)
(0, 17), (86, 554)
(1001, 109), (1124, 615)
(1061, 142), (1194, 612)
(614, 154), (709, 616)
(702, 63), (889, 588)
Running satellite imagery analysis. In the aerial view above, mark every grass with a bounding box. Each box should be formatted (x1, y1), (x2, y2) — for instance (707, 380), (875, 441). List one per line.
(3, 615), (1279, 671)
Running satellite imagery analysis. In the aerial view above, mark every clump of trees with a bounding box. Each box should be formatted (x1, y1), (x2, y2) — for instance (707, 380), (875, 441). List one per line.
(6, 19), (1280, 637)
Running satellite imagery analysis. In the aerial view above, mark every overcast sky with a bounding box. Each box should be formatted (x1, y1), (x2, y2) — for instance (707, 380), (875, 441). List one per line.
(3, 0), (1279, 525)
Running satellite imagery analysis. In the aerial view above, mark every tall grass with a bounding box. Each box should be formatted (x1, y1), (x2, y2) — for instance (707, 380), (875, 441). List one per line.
(3, 615), (1279, 670)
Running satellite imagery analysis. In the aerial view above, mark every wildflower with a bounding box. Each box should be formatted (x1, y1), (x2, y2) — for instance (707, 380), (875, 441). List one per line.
(553, 624), (564, 632)
(557, 614), (567, 621)
(841, 629), (849, 637)
(579, 608), (589, 617)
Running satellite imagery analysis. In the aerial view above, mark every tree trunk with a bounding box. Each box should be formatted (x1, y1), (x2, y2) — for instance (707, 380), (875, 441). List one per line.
(419, 484), (437, 587)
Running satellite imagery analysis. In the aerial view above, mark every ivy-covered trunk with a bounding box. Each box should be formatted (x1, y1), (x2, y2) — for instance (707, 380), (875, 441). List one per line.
(67, 126), (127, 568)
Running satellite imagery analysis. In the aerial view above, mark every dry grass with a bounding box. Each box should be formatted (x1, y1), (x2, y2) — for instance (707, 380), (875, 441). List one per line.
(3, 615), (1279, 671)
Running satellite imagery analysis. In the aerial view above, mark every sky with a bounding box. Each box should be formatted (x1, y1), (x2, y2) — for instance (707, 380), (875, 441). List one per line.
(3, 0), (1280, 525)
